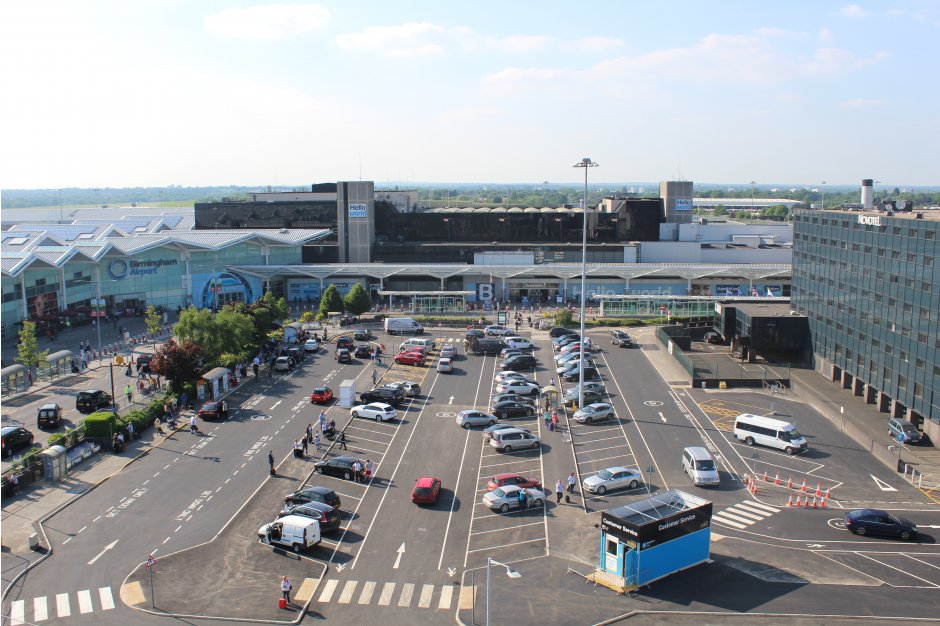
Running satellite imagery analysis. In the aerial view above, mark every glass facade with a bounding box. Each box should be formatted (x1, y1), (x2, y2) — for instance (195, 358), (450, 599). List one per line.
(792, 209), (939, 423)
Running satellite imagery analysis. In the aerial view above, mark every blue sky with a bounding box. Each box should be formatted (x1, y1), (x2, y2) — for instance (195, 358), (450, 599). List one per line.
(1, 1), (937, 189)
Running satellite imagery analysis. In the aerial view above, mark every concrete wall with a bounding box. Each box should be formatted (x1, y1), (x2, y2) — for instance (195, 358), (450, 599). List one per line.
(337, 181), (375, 263)
(638, 242), (703, 263)
(678, 223), (793, 244)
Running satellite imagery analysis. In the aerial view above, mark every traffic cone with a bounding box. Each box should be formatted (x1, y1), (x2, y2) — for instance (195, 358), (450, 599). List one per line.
(774, 473), (780, 486)
(825, 487), (831, 499)
(794, 495), (802, 507)
(801, 479), (807, 493)
(786, 476), (792, 489)
(787, 495), (793, 507)
(763, 470), (769, 482)
(819, 497), (827, 508)
(810, 496), (817, 508)
(815, 483), (822, 498)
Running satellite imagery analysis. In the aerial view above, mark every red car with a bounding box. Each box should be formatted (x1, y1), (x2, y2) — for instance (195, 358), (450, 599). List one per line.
(395, 351), (425, 366)
(412, 476), (442, 504)
(310, 386), (334, 404)
(198, 401), (225, 421)
(486, 472), (542, 492)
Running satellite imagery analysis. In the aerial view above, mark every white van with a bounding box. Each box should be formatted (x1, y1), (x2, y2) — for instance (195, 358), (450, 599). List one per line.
(401, 337), (436, 351)
(258, 515), (321, 552)
(385, 317), (424, 335)
(682, 447), (720, 486)
(733, 413), (807, 455)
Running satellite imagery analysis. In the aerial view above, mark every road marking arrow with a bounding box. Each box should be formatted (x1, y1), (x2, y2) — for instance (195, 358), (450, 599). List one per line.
(449, 396), (454, 404)
(87, 539), (118, 565)
(393, 543), (406, 569)
(336, 563), (346, 572)
(870, 474), (898, 491)
(271, 400), (282, 409)
(659, 412), (666, 423)
(447, 567), (456, 577)
(806, 543), (825, 548)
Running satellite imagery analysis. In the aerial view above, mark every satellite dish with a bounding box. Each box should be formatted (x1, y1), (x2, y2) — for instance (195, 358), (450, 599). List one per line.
(897, 199), (908, 210)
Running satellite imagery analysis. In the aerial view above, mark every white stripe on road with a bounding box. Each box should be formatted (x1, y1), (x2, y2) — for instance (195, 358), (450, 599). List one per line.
(723, 507), (765, 521)
(337, 580), (357, 604)
(378, 582), (395, 606)
(714, 511), (757, 524)
(418, 584), (434, 608)
(397, 582), (414, 607)
(77, 589), (93, 613)
(10, 600), (24, 625)
(357, 581), (376, 604)
(99, 586), (115, 610)
(438, 585), (454, 610)
(33, 596), (48, 621)
(317, 579), (338, 603)
(56, 593), (70, 617)
(739, 500), (780, 514)
(711, 515), (748, 529)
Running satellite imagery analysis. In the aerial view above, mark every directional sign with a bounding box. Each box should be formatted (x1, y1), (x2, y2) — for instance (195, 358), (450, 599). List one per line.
(644, 401), (663, 407)
(869, 474), (898, 491)
(393, 543), (406, 569)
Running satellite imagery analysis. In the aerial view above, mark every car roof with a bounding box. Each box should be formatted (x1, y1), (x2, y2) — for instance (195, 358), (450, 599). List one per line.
(494, 428), (529, 434)
(367, 402), (393, 409)
(276, 356), (290, 360)
(848, 508), (887, 516)
(313, 386), (330, 392)
(492, 472), (525, 480)
(299, 486), (335, 495)
(288, 501), (331, 511)
(603, 466), (633, 473)
(40, 402), (59, 409)
(1, 426), (22, 435)
(415, 476), (440, 487)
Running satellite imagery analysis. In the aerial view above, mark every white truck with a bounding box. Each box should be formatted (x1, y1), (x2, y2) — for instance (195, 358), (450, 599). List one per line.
(384, 317), (424, 335)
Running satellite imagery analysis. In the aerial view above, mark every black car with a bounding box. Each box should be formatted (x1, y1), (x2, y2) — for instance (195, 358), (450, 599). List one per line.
(500, 354), (536, 371)
(562, 389), (607, 406)
(359, 387), (404, 405)
(563, 366), (601, 382)
(491, 392), (536, 407)
(314, 456), (361, 481)
(1, 426), (34, 457)
(37, 403), (64, 429)
(75, 389), (112, 414)
(279, 502), (342, 532)
(469, 338), (505, 356)
(336, 348), (352, 364)
(284, 486), (342, 510)
(549, 327), (578, 338)
(136, 354), (153, 370)
(336, 336), (355, 350)
(354, 345), (373, 359)
(353, 329), (372, 341)
(490, 400), (536, 420)
(465, 329), (485, 342)
(285, 347), (304, 363)
(844, 509), (917, 540)
(703, 331), (723, 344)
(610, 330), (633, 347)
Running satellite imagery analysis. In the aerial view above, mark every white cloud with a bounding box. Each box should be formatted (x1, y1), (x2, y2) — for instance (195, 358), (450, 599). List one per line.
(840, 98), (884, 108)
(204, 4), (331, 40)
(335, 22), (445, 57)
(561, 36), (624, 52)
(841, 4), (871, 18)
(818, 27), (834, 44)
(486, 34), (553, 52)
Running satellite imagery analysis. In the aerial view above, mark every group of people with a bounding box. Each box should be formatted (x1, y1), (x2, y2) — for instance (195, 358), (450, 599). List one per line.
(352, 459), (375, 483)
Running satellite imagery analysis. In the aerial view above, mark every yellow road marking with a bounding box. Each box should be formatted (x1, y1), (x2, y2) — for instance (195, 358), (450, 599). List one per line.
(458, 585), (475, 610)
(120, 581), (145, 606)
(294, 577), (318, 604)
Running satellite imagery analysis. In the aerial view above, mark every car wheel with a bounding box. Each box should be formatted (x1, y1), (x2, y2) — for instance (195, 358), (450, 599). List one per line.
(316, 467), (323, 474)
(292, 543), (301, 553)
(744, 437), (755, 446)
(900, 530), (913, 541)
(785, 446), (795, 455)
(533, 498), (543, 507)
(375, 415), (382, 421)
(462, 422), (471, 429)
(501, 412), (509, 419)
(855, 527), (866, 536)
(597, 485), (607, 494)
(343, 471), (352, 480)
(531, 441), (539, 450)
(629, 480), (639, 489)
(585, 417), (593, 424)
(352, 411), (360, 418)
(527, 409), (534, 416)
(499, 503), (510, 513)
(503, 445), (512, 453)
(487, 420), (496, 427)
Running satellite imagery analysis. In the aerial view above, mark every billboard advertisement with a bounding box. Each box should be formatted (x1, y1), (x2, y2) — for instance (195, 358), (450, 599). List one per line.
(191, 271), (263, 309)
(349, 203), (368, 218)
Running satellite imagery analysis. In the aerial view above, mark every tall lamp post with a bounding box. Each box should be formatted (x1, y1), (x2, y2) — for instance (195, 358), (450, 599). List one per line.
(486, 557), (521, 626)
(820, 180), (827, 209)
(573, 157), (598, 413)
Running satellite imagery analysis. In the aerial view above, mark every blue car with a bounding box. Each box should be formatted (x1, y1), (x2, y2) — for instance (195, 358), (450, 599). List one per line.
(844, 509), (917, 541)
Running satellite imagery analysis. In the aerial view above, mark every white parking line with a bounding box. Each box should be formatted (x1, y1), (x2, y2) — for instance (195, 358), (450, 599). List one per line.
(438, 585), (454, 610)
(466, 536), (546, 554)
(468, 521), (544, 536)
(855, 553), (940, 587)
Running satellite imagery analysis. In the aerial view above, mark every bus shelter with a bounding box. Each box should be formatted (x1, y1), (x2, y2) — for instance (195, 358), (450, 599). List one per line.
(39, 349), (76, 382)
(593, 490), (712, 593)
(198, 367), (233, 400)
(1, 364), (28, 396)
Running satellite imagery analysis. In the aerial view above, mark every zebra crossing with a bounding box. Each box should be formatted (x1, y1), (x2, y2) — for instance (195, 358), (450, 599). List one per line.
(711, 500), (780, 529)
(316, 579), (458, 611)
(8, 586), (116, 624)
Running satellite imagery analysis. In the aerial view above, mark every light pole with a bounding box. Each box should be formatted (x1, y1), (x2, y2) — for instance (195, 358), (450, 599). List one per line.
(749, 180), (756, 211)
(486, 557), (521, 626)
(820, 180), (826, 209)
(573, 158), (598, 413)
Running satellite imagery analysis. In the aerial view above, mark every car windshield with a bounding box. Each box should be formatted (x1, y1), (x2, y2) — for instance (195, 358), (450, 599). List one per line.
(781, 429), (802, 442)
(597, 470), (613, 480)
(696, 459), (716, 471)
(901, 424), (917, 434)
(414, 487), (433, 496)
(492, 488), (506, 498)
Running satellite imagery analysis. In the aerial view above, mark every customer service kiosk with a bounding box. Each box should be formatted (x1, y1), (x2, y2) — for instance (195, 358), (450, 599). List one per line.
(594, 490), (712, 593)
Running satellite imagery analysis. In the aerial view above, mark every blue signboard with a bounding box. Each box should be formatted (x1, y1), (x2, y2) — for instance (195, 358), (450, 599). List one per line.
(349, 203), (368, 218)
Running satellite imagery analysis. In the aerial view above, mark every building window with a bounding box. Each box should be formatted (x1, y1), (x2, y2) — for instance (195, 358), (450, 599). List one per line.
(914, 382), (924, 399)
(926, 230), (935, 240)
(908, 253), (917, 262)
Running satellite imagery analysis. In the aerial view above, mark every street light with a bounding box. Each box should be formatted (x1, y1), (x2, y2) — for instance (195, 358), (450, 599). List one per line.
(573, 157), (598, 413)
(486, 557), (521, 626)
(820, 181), (827, 209)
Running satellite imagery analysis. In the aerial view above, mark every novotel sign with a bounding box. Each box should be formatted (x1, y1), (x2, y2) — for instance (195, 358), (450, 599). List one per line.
(858, 215), (883, 227)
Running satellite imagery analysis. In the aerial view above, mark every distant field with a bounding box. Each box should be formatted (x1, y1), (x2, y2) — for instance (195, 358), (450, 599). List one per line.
(5, 201), (194, 211)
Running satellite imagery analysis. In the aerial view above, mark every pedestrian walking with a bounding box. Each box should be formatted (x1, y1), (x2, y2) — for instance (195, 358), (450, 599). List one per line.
(339, 430), (347, 450)
(9, 473), (19, 496)
(543, 409), (551, 429)
(555, 479), (564, 503)
(550, 410), (558, 432)
(302, 434), (309, 455)
(281, 576), (292, 604)
(365, 459), (374, 481)
(371, 367), (377, 386)
(190, 414), (198, 434)
(518, 488), (528, 510)
(268, 450), (275, 475)
(306, 423), (314, 443)
(548, 377), (555, 387)
(153, 417), (164, 435)
(314, 432), (321, 451)
(124, 383), (133, 404)
(318, 410), (326, 428)
(567, 472), (577, 494)
(127, 421), (135, 440)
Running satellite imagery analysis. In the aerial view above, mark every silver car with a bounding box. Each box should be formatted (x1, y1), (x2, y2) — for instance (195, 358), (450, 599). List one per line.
(569, 381), (606, 394)
(440, 344), (457, 359)
(456, 409), (497, 429)
(582, 466), (643, 494)
(481, 485), (547, 512)
(384, 381), (421, 397)
(573, 403), (615, 424)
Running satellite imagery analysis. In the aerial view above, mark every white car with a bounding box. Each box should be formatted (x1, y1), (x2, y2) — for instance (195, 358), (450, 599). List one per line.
(494, 371), (531, 384)
(482, 485), (547, 512)
(504, 337), (534, 350)
(573, 403), (615, 424)
(582, 466), (643, 494)
(350, 402), (397, 422)
(304, 339), (321, 352)
(437, 357), (453, 373)
(273, 356), (292, 371)
(456, 410), (497, 429)
(495, 379), (541, 395)
(440, 344), (457, 358)
(485, 325), (512, 336)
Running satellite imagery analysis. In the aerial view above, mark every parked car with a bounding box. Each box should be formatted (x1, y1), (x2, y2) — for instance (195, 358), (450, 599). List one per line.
(75, 389), (112, 414)
(557, 359), (592, 375)
(351, 402), (397, 421)
(198, 401), (225, 421)
(561, 389), (606, 406)
(136, 354), (153, 370)
(703, 331), (723, 344)
(304, 338), (321, 352)
(568, 381), (607, 395)
(336, 336), (355, 350)
(456, 410), (497, 429)
(284, 486), (341, 510)
(485, 325), (512, 336)
(563, 366), (601, 382)
(335, 349), (352, 364)
(489, 428), (541, 452)
(354, 345), (373, 359)
(494, 371), (531, 384)
(465, 329), (486, 343)
(1, 426), (34, 458)
(284, 347), (304, 364)
(549, 327), (578, 338)
(440, 344), (458, 359)
(483, 423), (532, 440)
(843, 509), (917, 540)
(482, 485), (546, 512)
(468, 338), (505, 355)
(888, 418), (922, 444)
(353, 328), (372, 341)
(504, 337), (534, 350)
(486, 472), (541, 491)
(274, 356), (293, 371)
(313, 456), (362, 481)
(384, 381), (421, 397)
(499, 348), (529, 359)
(553, 334), (580, 347)
(279, 502), (342, 532)
(573, 403), (615, 424)
(412, 476), (442, 504)
(501, 354), (536, 371)
(491, 392), (536, 407)
(37, 403), (63, 429)
(610, 330), (633, 347)
(582, 467), (642, 494)
(490, 400), (536, 420)
(557, 342), (583, 356)
(437, 357), (453, 373)
(360, 387), (404, 405)
(495, 380), (540, 396)
(555, 350), (594, 365)
(394, 351), (425, 366)
(310, 386), (334, 404)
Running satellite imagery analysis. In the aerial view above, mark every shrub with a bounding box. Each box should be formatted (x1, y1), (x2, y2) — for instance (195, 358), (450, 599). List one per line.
(553, 309), (573, 327)
(84, 410), (119, 438)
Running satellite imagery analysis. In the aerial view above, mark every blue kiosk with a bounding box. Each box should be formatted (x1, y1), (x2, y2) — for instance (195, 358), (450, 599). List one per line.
(592, 490), (712, 593)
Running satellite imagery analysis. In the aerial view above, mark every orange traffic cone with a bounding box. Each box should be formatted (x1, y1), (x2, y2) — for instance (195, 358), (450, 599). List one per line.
(825, 487), (831, 499)
(795, 495), (802, 507)
(815, 483), (821, 497)
(774, 473), (780, 485)
(810, 496), (817, 508)
(801, 479), (807, 493)
(787, 495), (793, 507)
(819, 497), (827, 508)
(786, 477), (792, 489)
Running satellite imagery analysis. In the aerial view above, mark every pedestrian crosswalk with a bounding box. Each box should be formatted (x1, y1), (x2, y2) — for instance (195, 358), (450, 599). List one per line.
(711, 500), (780, 529)
(316, 579), (456, 610)
(8, 587), (115, 624)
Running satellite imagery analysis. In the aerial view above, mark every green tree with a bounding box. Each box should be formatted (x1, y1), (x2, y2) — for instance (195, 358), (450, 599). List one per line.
(151, 339), (204, 392)
(259, 291), (288, 321)
(553, 309), (573, 327)
(319, 284), (345, 317)
(299, 310), (315, 323)
(713, 204), (728, 216)
(144, 305), (163, 344)
(17, 320), (49, 371)
(344, 283), (372, 315)
(174, 307), (255, 367)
